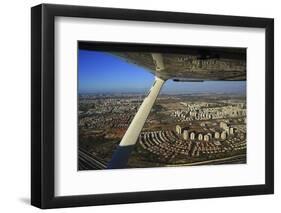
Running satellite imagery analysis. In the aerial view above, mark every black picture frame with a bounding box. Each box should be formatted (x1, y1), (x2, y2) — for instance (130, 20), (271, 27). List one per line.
(31, 3), (274, 209)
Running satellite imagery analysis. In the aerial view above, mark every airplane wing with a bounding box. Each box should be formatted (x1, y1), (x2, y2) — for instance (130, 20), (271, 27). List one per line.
(79, 41), (246, 81)
(110, 51), (246, 81)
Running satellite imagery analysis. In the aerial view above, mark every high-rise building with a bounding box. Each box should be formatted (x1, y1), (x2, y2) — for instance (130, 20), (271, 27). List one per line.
(204, 135), (210, 142)
(220, 121), (228, 129)
(221, 131), (227, 140)
(190, 132), (195, 140)
(183, 130), (189, 140)
(198, 133), (203, 140)
(176, 125), (182, 134)
(214, 132), (220, 139)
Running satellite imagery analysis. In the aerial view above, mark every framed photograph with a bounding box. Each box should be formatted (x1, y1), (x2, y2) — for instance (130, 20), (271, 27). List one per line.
(31, 3), (274, 209)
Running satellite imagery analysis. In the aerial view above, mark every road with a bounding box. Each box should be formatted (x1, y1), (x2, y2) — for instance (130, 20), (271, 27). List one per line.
(78, 148), (107, 170)
(166, 154), (246, 167)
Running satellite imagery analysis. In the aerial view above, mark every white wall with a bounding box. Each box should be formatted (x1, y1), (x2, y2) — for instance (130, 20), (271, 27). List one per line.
(0, 0), (279, 212)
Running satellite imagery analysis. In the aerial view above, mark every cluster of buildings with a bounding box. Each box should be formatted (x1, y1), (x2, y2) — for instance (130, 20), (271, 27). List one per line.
(79, 97), (141, 129)
(172, 103), (246, 121)
(79, 114), (133, 129)
(138, 126), (246, 161)
(176, 121), (234, 142)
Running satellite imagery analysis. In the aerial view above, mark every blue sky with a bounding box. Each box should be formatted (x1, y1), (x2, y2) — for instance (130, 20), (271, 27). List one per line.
(78, 49), (246, 95)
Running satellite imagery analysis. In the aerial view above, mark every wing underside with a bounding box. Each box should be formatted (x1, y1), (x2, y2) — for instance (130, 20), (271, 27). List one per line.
(111, 51), (246, 81)
(78, 41), (246, 81)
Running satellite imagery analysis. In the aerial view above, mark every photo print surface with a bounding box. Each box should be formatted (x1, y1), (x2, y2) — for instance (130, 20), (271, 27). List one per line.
(78, 42), (247, 170)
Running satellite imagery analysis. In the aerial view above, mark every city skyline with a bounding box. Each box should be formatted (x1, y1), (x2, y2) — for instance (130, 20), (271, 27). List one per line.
(78, 49), (246, 95)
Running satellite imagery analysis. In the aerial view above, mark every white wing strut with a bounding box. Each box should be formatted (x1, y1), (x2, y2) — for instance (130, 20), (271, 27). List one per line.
(120, 76), (165, 146)
(107, 76), (165, 168)
(107, 54), (166, 169)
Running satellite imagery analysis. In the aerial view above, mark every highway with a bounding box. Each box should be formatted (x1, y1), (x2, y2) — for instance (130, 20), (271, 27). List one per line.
(166, 154), (246, 167)
(78, 148), (107, 170)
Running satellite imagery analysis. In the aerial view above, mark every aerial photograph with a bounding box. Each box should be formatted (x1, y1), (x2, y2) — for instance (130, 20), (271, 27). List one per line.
(78, 42), (247, 170)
